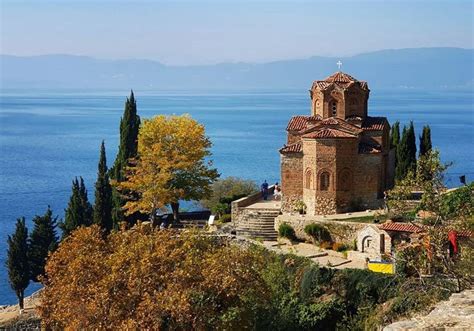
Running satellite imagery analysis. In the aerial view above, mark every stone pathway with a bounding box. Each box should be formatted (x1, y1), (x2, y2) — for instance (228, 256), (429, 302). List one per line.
(244, 194), (281, 210)
(262, 241), (366, 269)
(384, 289), (474, 330)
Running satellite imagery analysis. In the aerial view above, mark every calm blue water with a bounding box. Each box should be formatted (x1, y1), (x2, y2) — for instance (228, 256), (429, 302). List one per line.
(0, 88), (473, 304)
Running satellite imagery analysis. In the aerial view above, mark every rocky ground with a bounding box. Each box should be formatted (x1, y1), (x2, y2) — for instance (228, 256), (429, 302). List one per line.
(384, 289), (474, 330)
(262, 240), (367, 269)
(0, 291), (41, 330)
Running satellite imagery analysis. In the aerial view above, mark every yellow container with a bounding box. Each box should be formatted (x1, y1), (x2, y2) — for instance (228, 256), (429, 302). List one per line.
(368, 261), (394, 274)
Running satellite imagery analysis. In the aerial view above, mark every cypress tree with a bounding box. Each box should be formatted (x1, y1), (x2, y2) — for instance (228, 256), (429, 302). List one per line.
(390, 121), (400, 149)
(110, 91), (141, 226)
(111, 91), (141, 182)
(60, 177), (92, 238)
(93, 141), (113, 232)
(407, 121), (417, 172)
(390, 121), (400, 168)
(28, 206), (58, 282)
(419, 125), (432, 157)
(396, 122), (417, 180)
(396, 126), (409, 180)
(6, 218), (30, 309)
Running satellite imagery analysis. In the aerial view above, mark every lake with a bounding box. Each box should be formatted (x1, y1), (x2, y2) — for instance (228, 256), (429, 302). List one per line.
(0, 88), (473, 304)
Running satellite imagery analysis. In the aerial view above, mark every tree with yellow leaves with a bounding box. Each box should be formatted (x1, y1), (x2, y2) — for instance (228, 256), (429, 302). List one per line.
(119, 115), (219, 223)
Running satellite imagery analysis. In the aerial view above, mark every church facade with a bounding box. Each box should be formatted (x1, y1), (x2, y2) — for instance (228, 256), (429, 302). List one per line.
(279, 72), (395, 215)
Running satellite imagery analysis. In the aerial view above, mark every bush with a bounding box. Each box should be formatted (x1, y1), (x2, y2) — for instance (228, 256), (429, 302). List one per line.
(201, 177), (258, 213)
(39, 225), (271, 330)
(319, 241), (332, 249)
(278, 223), (296, 240)
(332, 242), (348, 252)
(219, 214), (232, 223)
(304, 223), (331, 243)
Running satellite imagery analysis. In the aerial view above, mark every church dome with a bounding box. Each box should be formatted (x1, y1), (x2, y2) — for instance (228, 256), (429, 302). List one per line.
(324, 71), (358, 83)
(311, 71), (368, 90)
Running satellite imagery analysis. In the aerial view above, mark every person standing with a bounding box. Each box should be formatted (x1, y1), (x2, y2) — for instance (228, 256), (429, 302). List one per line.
(261, 180), (269, 200)
(274, 182), (282, 200)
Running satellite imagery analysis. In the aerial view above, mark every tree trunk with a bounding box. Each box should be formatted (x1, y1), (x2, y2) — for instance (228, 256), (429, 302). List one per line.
(150, 208), (157, 227)
(171, 202), (180, 224)
(18, 291), (24, 310)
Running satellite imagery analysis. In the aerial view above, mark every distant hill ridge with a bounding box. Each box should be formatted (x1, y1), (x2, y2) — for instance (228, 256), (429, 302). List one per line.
(1, 48), (472, 89)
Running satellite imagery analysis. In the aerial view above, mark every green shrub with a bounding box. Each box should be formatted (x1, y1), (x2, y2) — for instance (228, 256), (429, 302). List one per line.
(278, 223), (296, 240)
(219, 214), (232, 223)
(304, 223), (331, 243)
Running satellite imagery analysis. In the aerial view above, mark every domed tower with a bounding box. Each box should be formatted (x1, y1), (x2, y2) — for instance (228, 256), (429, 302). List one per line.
(309, 72), (370, 121)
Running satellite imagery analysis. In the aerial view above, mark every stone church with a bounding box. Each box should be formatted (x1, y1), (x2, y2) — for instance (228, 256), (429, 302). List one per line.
(280, 71), (395, 215)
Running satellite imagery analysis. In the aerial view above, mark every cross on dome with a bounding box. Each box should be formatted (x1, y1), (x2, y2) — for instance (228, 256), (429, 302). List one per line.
(336, 60), (343, 70)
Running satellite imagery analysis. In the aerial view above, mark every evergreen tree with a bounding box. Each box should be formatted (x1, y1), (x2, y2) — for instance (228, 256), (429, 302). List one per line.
(390, 121), (400, 168)
(60, 177), (93, 238)
(419, 125), (432, 157)
(111, 91), (141, 182)
(93, 141), (113, 232)
(407, 121), (417, 172)
(28, 206), (58, 282)
(396, 122), (417, 180)
(390, 121), (400, 149)
(6, 218), (30, 309)
(110, 91), (141, 226)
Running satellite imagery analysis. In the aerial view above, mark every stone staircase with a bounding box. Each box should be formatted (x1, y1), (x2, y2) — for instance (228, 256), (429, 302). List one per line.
(236, 209), (280, 241)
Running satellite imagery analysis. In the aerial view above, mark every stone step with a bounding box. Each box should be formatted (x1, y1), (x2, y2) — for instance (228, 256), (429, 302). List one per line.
(239, 226), (275, 230)
(240, 221), (275, 226)
(236, 228), (278, 234)
(237, 232), (278, 240)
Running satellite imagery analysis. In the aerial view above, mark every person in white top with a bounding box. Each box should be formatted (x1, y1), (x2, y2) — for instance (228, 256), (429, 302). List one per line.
(274, 182), (282, 200)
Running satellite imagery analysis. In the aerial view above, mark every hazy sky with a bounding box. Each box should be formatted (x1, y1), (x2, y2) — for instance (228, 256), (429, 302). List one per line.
(1, 0), (473, 65)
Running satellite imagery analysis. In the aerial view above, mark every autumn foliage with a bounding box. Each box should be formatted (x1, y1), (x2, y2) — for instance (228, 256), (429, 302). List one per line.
(38, 225), (269, 329)
(118, 114), (218, 222)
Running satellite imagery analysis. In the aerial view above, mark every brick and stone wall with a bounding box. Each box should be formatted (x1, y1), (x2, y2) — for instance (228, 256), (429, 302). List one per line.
(281, 154), (303, 213)
(275, 214), (368, 244)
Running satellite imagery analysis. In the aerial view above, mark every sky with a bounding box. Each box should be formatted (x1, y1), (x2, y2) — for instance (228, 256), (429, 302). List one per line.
(1, 0), (473, 65)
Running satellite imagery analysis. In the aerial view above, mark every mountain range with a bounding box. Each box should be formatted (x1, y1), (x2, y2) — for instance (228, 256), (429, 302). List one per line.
(1, 48), (472, 90)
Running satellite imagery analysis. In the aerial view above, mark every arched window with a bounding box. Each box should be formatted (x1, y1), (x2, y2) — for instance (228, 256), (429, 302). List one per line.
(320, 172), (330, 191)
(305, 169), (313, 189)
(338, 169), (351, 191)
(331, 101), (337, 117)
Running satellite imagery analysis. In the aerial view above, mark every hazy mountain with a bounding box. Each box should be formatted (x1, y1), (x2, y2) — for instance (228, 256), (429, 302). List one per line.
(1, 48), (472, 90)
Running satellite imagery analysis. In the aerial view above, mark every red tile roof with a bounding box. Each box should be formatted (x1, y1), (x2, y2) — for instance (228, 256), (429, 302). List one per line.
(362, 117), (387, 131)
(279, 142), (302, 154)
(286, 115), (322, 131)
(320, 117), (340, 125)
(303, 128), (357, 139)
(455, 230), (474, 238)
(324, 71), (358, 83)
(379, 222), (423, 233)
(346, 115), (363, 122)
(311, 71), (369, 91)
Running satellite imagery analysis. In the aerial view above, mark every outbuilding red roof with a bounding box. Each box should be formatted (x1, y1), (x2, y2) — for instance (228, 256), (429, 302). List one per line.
(455, 230), (474, 238)
(379, 222), (423, 233)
